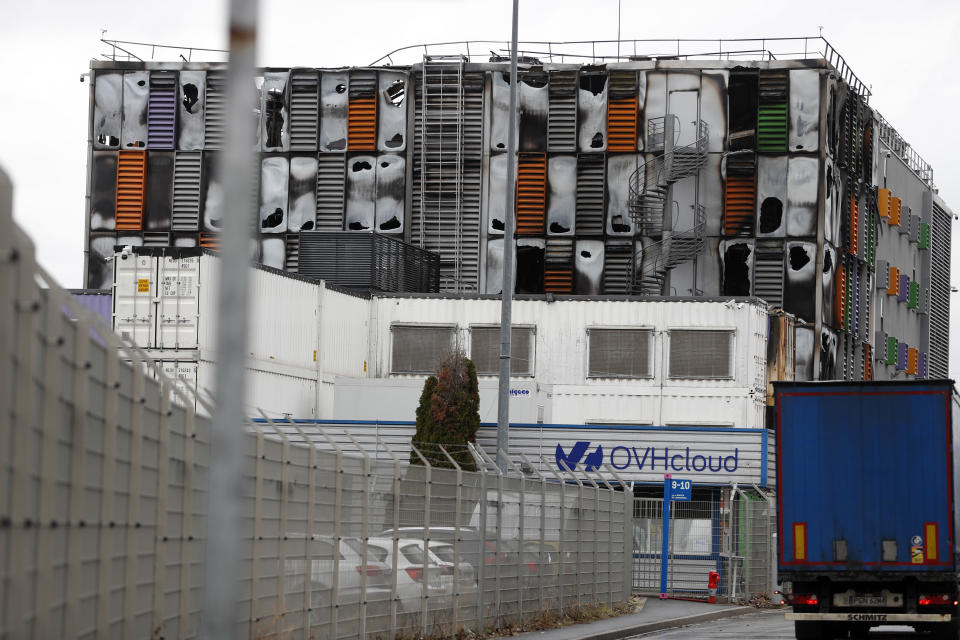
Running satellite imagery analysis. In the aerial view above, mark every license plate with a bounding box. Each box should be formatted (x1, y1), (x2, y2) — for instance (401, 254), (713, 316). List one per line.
(851, 596), (886, 606)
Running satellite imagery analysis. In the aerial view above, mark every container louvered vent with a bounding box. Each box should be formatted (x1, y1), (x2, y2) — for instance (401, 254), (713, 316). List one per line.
(930, 201), (951, 378)
(548, 70), (577, 151)
(724, 153), (756, 235)
(204, 72), (226, 149)
(602, 240), (634, 294)
(285, 233), (299, 273)
(460, 73), (484, 291)
(316, 154), (345, 230)
(757, 72), (788, 152)
(753, 241), (784, 306)
(347, 72), (377, 151)
(172, 152), (201, 230)
(606, 71), (638, 152)
(115, 150), (146, 230)
(199, 232), (219, 250)
(516, 153), (547, 235)
(544, 267), (573, 293)
(289, 72), (319, 151)
(576, 154), (605, 236)
(142, 232), (170, 247)
(147, 72), (177, 149)
(545, 237), (574, 264)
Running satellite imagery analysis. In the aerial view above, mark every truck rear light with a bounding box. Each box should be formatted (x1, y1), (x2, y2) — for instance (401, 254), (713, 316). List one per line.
(789, 594), (818, 606)
(918, 594), (951, 606)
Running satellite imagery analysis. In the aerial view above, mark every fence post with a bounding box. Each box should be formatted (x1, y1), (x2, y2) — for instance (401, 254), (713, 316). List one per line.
(409, 443), (432, 636)
(500, 449), (525, 618)
(602, 463), (633, 603)
(541, 456), (566, 615)
(343, 432), (372, 640)
(293, 423), (318, 636)
(440, 446), (463, 634)
(122, 349), (147, 636)
(315, 426), (344, 639)
(582, 471), (601, 606)
(469, 442), (489, 631)
(472, 443), (505, 626)
(589, 468), (616, 607)
(518, 453), (547, 615)
(152, 376), (172, 636)
(560, 467), (585, 609)
(259, 414), (293, 634)
(377, 436), (402, 638)
(248, 421), (266, 638)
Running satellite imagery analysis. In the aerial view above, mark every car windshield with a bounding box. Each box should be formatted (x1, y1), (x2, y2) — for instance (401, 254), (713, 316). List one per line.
(430, 544), (457, 564)
(400, 544), (432, 566)
(344, 538), (389, 563)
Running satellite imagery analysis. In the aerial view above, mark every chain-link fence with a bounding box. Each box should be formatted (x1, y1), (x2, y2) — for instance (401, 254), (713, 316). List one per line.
(632, 488), (776, 601)
(0, 171), (633, 638)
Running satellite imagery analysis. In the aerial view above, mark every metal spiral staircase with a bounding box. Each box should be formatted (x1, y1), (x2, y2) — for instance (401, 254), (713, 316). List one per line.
(628, 115), (709, 295)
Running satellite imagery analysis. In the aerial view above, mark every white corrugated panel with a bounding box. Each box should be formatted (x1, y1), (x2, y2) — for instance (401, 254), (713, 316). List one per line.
(113, 253), (156, 347)
(318, 289), (370, 378)
(194, 360), (318, 419)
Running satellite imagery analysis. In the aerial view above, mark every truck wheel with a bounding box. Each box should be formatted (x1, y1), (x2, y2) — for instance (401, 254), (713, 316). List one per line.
(794, 621), (823, 639)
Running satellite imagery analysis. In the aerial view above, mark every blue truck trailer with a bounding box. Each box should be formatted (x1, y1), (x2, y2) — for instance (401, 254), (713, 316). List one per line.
(776, 380), (960, 639)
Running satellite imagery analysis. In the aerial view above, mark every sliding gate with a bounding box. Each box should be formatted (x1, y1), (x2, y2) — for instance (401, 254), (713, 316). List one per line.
(632, 488), (776, 600)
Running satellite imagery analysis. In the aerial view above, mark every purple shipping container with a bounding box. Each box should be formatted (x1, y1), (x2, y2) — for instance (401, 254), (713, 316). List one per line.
(896, 342), (909, 370)
(898, 274), (909, 303)
(919, 352), (928, 379)
(68, 289), (113, 326)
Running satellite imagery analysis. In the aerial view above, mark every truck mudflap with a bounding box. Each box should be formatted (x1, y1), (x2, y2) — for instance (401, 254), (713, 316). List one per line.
(787, 613), (952, 623)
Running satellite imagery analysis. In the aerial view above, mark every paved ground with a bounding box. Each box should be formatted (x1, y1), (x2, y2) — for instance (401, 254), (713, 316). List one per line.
(510, 597), (757, 640)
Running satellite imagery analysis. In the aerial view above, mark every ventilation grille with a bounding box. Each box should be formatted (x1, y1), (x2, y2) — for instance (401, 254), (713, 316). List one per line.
(849, 193), (860, 256)
(516, 153), (547, 235)
(753, 242), (784, 307)
(548, 70), (577, 152)
(285, 233), (299, 273)
(115, 150), (146, 230)
(199, 232), (220, 250)
(757, 72), (788, 153)
(724, 175), (756, 235)
(602, 240), (633, 294)
(930, 202), (951, 378)
(204, 72), (226, 150)
(316, 154), (345, 230)
(290, 72), (319, 151)
(147, 72), (177, 149)
(576, 154), (605, 236)
(546, 237), (574, 264)
(544, 267), (574, 294)
(607, 96), (638, 152)
(347, 73), (377, 151)
(172, 152), (201, 231)
(142, 231), (170, 247)
(459, 73), (484, 292)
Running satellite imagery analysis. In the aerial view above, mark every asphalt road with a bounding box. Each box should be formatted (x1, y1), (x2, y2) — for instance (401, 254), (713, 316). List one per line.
(630, 609), (928, 638)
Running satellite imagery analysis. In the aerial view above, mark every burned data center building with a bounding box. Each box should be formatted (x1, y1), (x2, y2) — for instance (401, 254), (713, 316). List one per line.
(83, 37), (952, 382)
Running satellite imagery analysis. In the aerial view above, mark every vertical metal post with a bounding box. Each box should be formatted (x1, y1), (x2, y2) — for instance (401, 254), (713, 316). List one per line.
(315, 427), (344, 639)
(65, 314), (91, 635)
(603, 463), (633, 603)
(377, 436), (402, 638)
(409, 444), (432, 636)
(560, 467), (584, 608)
(202, 0), (257, 637)
(122, 350), (146, 635)
(294, 424), (318, 636)
(497, 0), (520, 469)
(582, 472), (601, 605)
(440, 446), (463, 632)
(470, 443), (489, 629)
(500, 450), (525, 617)
(660, 474), (672, 599)
(519, 454), (547, 614)
(152, 378), (172, 634)
(541, 457), (566, 615)
(343, 433), (371, 639)
(249, 423), (265, 636)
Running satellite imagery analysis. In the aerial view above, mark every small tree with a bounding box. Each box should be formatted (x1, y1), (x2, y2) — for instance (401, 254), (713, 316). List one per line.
(410, 350), (479, 471)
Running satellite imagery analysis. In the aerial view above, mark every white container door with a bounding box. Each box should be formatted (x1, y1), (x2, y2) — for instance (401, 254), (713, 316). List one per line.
(156, 255), (201, 349)
(113, 253), (157, 348)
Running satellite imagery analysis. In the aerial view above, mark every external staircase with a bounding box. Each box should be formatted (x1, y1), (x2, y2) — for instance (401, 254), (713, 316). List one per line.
(628, 115), (709, 294)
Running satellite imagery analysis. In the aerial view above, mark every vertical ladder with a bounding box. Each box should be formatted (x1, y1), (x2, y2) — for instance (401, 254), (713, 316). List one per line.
(420, 56), (466, 291)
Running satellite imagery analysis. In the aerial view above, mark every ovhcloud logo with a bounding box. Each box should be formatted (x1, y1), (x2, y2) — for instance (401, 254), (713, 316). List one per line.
(555, 441), (604, 472)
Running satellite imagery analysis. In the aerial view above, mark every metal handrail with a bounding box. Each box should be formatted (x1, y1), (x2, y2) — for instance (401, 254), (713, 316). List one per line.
(100, 37), (228, 62)
(634, 204), (706, 295)
(370, 36), (871, 99)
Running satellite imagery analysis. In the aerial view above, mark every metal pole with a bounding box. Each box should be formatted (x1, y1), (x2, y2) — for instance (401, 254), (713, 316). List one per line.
(497, 0), (520, 469)
(201, 0), (257, 636)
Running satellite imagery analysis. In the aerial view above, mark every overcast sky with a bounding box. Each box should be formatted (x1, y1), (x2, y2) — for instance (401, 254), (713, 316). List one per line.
(2, 0), (958, 373)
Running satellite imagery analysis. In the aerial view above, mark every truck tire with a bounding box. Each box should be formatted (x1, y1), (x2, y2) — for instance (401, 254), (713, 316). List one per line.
(794, 621), (823, 639)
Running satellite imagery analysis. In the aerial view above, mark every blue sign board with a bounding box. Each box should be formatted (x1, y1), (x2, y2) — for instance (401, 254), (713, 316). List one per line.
(669, 477), (692, 501)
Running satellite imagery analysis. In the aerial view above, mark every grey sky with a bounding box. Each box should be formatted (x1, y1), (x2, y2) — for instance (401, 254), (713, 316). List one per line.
(2, 0), (958, 372)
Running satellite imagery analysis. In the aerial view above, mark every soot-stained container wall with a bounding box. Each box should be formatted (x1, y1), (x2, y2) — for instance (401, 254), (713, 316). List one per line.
(178, 70), (205, 150)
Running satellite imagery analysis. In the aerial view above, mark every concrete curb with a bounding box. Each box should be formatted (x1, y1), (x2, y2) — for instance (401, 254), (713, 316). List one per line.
(555, 605), (759, 640)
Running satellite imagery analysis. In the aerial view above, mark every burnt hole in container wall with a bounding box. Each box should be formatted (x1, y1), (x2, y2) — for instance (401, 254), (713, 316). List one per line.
(262, 208), (284, 229)
(384, 80), (405, 107)
(789, 245), (811, 271)
(591, 132), (604, 148)
(335, 84), (346, 94)
(348, 220), (369, 231)
(581, 250), (591, 258)
(97, 134), (120, 147)
(759, 197), (783, 233)
(610, 215), (630, 233)
(723, 243), (752, 296)
(264, 89), (285, 148)
(137, 80), (145, 87)
(492, 218), (504, 231)
(379, 216), (401, 231)
(550, 222), (570, 234)
(822, 248), (833, 273)
(385, 133), (403, 148)
(300, 220), (314, 231)
(352, 160), (372, 172)
(515, 244), (545, 294)
(521, 74), (548, 88)
(580, 74), (606, 96)
(182, 83), (199, 112)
